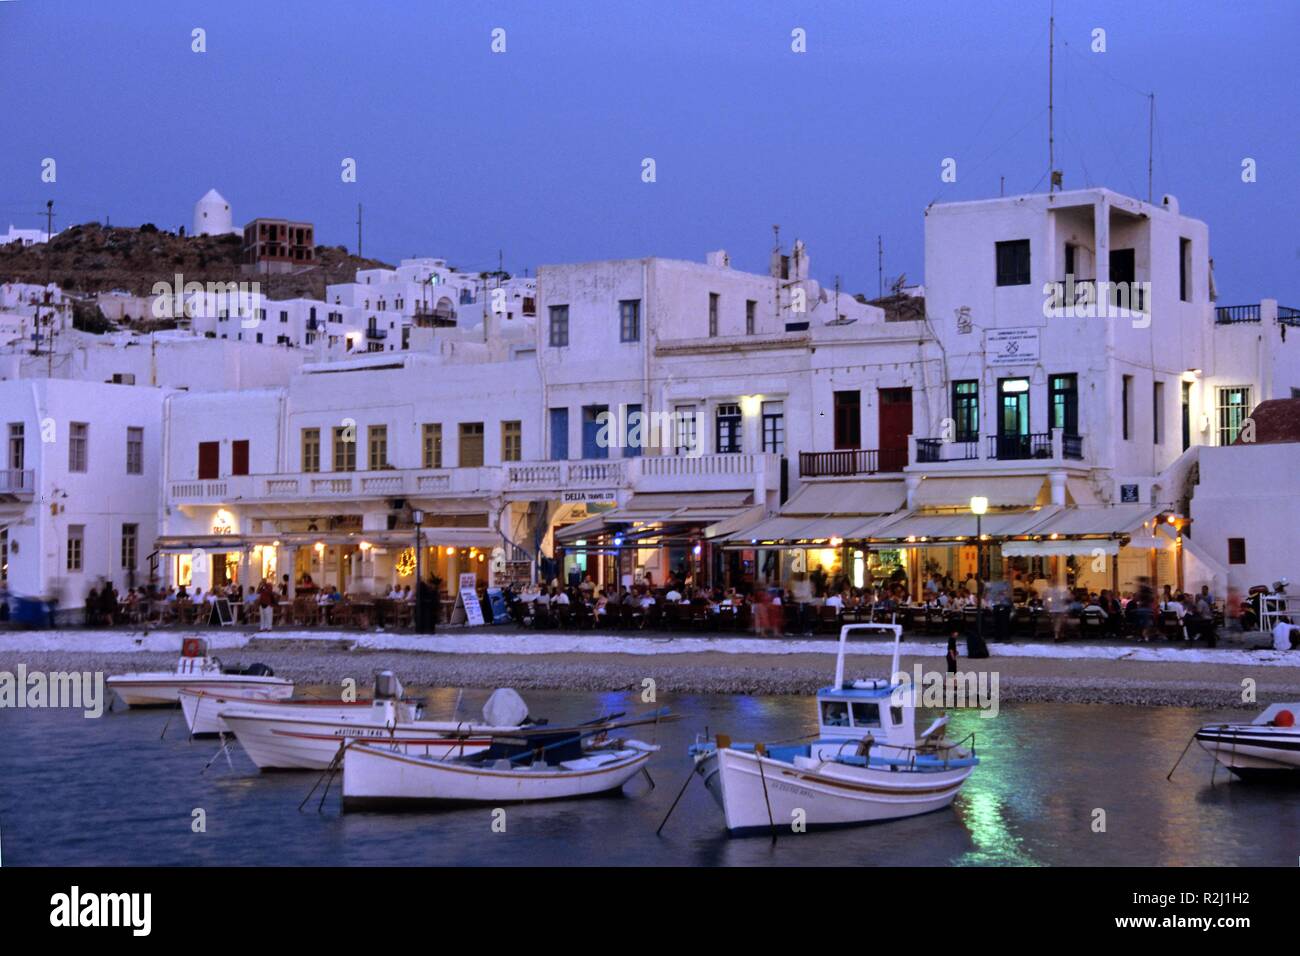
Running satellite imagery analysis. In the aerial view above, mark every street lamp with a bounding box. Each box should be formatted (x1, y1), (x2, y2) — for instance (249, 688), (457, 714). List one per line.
(412, 509), (425, 632)
(970, 496), (988, 648)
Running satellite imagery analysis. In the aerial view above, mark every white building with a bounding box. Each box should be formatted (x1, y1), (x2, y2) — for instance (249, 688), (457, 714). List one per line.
(192, 189), (239, 237)
(1, 379), (166, 610)
(1, 224), (56, 247)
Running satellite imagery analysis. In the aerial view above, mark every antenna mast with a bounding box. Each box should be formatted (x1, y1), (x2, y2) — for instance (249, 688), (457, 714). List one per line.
(1147, 93), (1155, 203)
(1048, 2), (1056, 191)
(877, 235), (883, 299)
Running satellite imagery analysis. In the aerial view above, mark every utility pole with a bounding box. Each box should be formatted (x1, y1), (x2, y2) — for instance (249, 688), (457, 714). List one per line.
(356, 203), (362, 258)
(44, 200), (55, 373)
(877, 235), (883, 299)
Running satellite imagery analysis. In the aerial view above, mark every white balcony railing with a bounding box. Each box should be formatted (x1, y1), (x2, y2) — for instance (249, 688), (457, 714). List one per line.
(167, 453), (781, 507)
(0, 468), (36, 497)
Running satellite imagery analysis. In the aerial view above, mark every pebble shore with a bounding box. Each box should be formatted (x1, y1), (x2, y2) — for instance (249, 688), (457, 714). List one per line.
(3, 643), (1295, 710)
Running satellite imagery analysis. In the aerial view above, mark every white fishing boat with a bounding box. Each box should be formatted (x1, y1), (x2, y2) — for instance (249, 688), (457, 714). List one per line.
(1195, 703), (1300, 779)
(219, 675), (525, 770)
(340, 713), (667, 810)
(178, 687), (385, 737)
(690, 623), (979, 836)
(106, 638), (292, 708)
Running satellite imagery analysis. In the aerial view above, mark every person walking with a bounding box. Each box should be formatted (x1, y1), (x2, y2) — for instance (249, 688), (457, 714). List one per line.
(256, 577), (277, 632)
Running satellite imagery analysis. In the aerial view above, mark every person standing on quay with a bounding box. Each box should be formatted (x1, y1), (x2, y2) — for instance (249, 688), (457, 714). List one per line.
(257, 577), (276, 632)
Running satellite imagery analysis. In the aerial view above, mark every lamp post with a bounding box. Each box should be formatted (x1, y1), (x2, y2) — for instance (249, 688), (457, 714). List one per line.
(970, 496), (988, 648)
(412, 509), (425, 632)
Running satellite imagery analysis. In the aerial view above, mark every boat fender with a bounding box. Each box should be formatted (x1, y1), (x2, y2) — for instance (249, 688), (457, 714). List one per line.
(1274, 709), (1295, 727)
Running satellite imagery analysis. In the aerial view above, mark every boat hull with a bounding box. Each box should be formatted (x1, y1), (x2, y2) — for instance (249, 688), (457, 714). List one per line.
(341, 741), (653, 810)
(1195, 726), (1300, 778)
(107, 674), (293, 708)
(696, 747), (973, 836)
(220, 710), (503, 770)
(179, 690), (375, 737)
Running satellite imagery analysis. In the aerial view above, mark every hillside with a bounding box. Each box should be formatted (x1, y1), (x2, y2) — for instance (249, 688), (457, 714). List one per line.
(1, 222), (394, 300)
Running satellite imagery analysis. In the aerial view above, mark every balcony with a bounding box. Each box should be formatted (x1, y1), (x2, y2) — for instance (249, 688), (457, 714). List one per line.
(168, 467), (501, 506)
(0, 468), (35, 500)
(799, 448), (907, 478)
(916, 438), (979, 464)
(365, 326), (388, 340)
(1216, 303), (1300, 327)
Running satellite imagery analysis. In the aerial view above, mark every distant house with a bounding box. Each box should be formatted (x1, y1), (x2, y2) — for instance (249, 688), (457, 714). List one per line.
(242, 218), (315, 275)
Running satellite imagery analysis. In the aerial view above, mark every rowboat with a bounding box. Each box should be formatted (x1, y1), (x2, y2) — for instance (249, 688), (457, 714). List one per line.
(340, 713), (669, 810)
(690, 623), (978, 836)
(219, 675), (526, 770)
(1195, 703), (1300, 779)
(106, 637), (292, 708)
(178, 687), (390, 737)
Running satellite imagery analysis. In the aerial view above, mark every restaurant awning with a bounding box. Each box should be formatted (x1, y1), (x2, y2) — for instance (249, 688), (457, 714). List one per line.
(911, 475), (1047, 509)
(722, 479), (906, 546)
(1020, 504), (1166, 538)
(554, 490), (756, 546)
(155, 527), (502, 554)
(864, 506), (1060, 546)
(1001, 539), (1121, 557)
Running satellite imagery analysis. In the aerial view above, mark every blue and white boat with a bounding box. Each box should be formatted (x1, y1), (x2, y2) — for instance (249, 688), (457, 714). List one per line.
(691, 623), (979, 836)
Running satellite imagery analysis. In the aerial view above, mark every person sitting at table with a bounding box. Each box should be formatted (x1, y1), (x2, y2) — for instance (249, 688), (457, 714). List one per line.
(665, 584), (683, 603)
(402, 586), (413, 603)
(826, 590), (845, 610)
(638, 589), (656, 609)
(550, 587), (570, 607)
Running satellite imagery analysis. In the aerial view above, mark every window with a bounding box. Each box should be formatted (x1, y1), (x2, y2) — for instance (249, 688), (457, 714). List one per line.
(619, 299), (640, 343)
(8, 423), (24, 471)
(674, 404), (697, 456)
(279, 310), (288, 323)
(121, 523), (138, 572)
(458, 422), (484, 467)
(422, 423), (442, 468)
(746, 299), (757, 335)
(1048, 374), (1078, 435)
(367, 425), (388, 470)
(762, 401), (785, 454)
(549, 408), (569, 460)
(1216, 386), (1251, 445)
(1181, 381), (1192, 452)
(302, 428), (321, 472)
(581, 405), (609, 460)
(821, 700), (849, 727)
(1121, 375), (1133, 441)
(851, 702), (881, 728)
(833, 391), (861, 449)
(502, 421), (522, 462)
(198, 441), (219, 479)
(995, 239), (1031, 286)
(1153, 381), (1165, 444)
(67, 525), (84, 572)
(231, 439), (249, 476)
(548, 305), (569, 347)
(1227, 538), (1247, 565)
(69, 422), (88, 473)
(708, 293), (719, 336)
(1, 529), (7, 585)
(333, 427), (356, 472)
(1179, 237), (1192, 302)
(715, 403), (742, 454)
(952, 381), (979, 442)
(998, 378), (1030, 439)
(622, 405), (643, 457)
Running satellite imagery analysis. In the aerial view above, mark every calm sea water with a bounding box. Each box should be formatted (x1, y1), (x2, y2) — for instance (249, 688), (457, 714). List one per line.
(1, 687), (1297, 866)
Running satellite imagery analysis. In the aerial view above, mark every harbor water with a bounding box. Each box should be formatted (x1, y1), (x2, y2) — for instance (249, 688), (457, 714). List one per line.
(1, 688), (1297, 866)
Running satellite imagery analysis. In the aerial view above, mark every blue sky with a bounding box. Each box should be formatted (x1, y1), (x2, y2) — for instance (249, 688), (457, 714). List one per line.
(1, 0), (1296, 302)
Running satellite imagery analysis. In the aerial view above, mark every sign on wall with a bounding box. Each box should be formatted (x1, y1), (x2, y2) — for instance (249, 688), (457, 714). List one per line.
(985, 327), (1041, 367)
(1120, 484), (1140, 503)
(561, 490), (617, 504)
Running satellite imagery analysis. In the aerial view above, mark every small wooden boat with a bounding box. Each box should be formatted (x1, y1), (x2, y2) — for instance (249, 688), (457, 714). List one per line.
(107, 638), (292, 708)
(219, 675), (526, 770)
(340, 711), (673, 810)
(691, 623), (978, 836)
(1195, 703), (1300, 779)
(178, 687), (386, 737)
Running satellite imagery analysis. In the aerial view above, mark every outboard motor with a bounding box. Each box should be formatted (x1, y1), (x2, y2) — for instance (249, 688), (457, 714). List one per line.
(372, 670), (403, 727)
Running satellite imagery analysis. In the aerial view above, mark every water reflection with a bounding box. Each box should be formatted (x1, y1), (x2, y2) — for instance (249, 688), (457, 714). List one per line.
(1, 691), (1297, 866)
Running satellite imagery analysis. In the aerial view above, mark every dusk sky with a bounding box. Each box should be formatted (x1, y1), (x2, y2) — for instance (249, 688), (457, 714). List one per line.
(2, 0), (1296, 302)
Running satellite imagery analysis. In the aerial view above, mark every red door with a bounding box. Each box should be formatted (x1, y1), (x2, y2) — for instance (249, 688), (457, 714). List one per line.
(198, 441), (219, 480)
(231, 440), (250, 476)
(878, 388), (912, 471)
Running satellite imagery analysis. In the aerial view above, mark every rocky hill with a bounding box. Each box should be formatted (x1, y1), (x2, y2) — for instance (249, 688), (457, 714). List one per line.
(1, 222), (394, 300)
